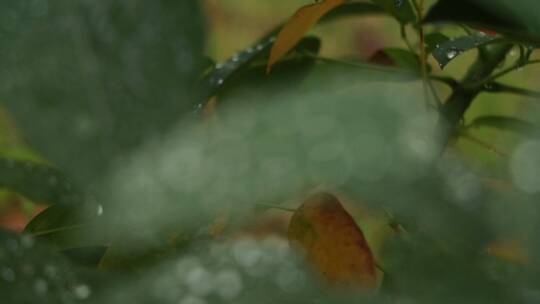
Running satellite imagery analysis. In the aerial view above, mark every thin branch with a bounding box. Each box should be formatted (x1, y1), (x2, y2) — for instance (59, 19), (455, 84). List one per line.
(470, 59), (540, 87)
(484, 82), (540, 99)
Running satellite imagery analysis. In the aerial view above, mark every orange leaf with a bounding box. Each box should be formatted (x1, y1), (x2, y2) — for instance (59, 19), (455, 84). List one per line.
(288, 192), (377, 289)
(267, 0), (346, 73)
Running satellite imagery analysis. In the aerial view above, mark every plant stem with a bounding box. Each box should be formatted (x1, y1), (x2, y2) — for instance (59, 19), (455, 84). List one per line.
(469, 59), (540, 88)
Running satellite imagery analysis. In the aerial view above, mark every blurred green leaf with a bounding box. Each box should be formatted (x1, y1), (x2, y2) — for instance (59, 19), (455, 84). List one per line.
(0, 0), (206, 187)
(204, 36), (322, 108)
(0, 158), (82, 206)
(431, 34), (500, 69)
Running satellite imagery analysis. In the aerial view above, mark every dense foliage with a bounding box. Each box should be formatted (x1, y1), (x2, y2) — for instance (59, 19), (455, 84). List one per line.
(1, 1), (540, 303)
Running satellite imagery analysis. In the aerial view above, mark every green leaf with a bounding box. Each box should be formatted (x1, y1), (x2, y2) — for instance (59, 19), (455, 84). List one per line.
(371, 0), (416, 24)
(196, 35), (277, 112)
(198, 1), (388, 112)
(424, 0), (540, 45)
(199, 36), (322, 109)
(424, 32), (451, 54)
(23, 203), (108, 251)
(431, 34), (500, 69)
(468, 115), (539, 136)
(0, 158), (83, 206)
(0, 0), (206, 187)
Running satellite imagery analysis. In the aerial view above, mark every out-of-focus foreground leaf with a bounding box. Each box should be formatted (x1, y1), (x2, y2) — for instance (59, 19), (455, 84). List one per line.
(0, 0), (205, 188)
(0, 158), (82, 206)
(288, 192), (377, 289)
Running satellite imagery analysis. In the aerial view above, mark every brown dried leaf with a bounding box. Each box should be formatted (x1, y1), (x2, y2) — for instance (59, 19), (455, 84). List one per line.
(288, 192), (377, 289)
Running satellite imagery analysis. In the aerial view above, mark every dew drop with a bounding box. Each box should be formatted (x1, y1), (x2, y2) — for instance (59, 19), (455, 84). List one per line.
(185, 266), (214, 296)
(256, 44), (264, 51)
(34, 278), (48, 294)
(394, 0), (404, 7)
(1, 267), (15, 282)
(215, 62), (224, 69)
(96, 204), (104, 216)
(232, 239), (263, 269)
(214, 269), (243, 300)
(446, 49), (458, 60)
(179, 295), (206, 304)
(73, 284), (92, 300)
(217, 79), (224, 86)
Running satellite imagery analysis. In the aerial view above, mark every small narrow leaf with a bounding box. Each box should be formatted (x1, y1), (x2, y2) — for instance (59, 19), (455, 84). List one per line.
(196, 35), (276, 113)
(468, 115), (539, 136)
(432, 34), (499, 69)
(267, 0), (346, 73)
(199, 36), (320, 110)
(288, 192), (377, 288)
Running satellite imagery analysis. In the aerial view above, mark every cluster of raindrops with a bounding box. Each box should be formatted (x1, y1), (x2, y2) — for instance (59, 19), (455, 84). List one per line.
(437, 151), (483, 209)
(432, 34), (497, 68)
(114, 236), (312, 304)
(0, 157), (86, 205)
(0, 230), (93, 303)
(510, 139), (540, 193)
(195, 36), (276, 113)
